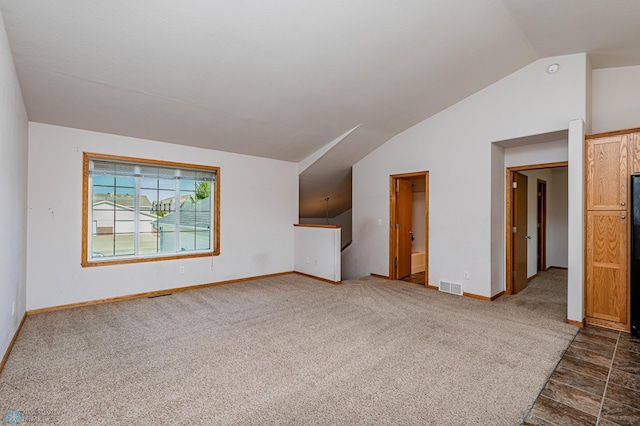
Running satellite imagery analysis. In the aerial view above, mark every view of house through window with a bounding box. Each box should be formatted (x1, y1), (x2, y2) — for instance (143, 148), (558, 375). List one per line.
(83, 154), (219, 265)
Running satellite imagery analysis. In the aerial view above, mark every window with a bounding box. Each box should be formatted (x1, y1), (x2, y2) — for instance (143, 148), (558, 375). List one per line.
(82, 153), (220, 266)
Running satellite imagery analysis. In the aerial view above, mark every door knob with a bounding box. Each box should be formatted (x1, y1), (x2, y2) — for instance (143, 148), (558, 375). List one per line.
(622, 215), (626, 219)
(621, 201), (626, 206)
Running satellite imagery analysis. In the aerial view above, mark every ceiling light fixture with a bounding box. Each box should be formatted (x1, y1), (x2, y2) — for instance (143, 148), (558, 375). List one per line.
(547, 63), (560, 74)
(324, 197), (330, 224)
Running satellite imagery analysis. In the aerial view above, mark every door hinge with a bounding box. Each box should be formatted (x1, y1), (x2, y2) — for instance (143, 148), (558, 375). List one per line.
(512, 182), (518, 189)
(512, 226), (517, 233)
(394, 258), (398, 266)
(396, 223), (399, 229)
(513, 271), (517, 277)
(538, 192), (542, 196)
(537, 223), (541, 228)
(395, 185), (399, 193)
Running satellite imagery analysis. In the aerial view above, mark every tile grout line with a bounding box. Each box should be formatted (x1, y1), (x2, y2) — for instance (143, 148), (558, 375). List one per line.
(521, 329), (580, 425)
(595, 330), (620, 425)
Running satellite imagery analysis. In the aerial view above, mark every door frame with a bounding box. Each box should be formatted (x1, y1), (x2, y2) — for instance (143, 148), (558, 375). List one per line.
(537, 179), (547, 273)
(505, 161), (567, 295)
(513, 171), (529, 293)
(389, 171), (429, 282)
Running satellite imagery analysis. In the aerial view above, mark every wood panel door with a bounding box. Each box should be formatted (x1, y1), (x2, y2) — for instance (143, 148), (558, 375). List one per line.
(537, 180), (547, 272)
(586, 134), (628, 211)
(586, 211), (628, 328)
(631, 132), (640, 174)
(513, 172), (528, 294)
(395, 179), (413, 279)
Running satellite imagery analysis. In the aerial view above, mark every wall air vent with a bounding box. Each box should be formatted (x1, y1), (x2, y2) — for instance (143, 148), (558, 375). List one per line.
(439, 280), (463, 296)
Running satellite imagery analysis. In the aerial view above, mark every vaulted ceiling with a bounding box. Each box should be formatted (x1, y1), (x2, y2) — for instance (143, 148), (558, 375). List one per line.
(2, 1), (640, 217)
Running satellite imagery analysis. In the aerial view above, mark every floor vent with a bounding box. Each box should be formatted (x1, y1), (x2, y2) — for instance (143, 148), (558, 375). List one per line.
(439, 280), (463, 296)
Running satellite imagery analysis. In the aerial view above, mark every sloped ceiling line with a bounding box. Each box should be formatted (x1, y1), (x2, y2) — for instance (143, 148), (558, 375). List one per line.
(298, 125), (360, 175)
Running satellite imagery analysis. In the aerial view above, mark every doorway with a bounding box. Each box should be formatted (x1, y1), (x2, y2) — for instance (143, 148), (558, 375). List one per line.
(513, 171), (529, 294)
(389, 171), (429, 284)
(537, 179), (547, 273)
(505, 161), (567, 295)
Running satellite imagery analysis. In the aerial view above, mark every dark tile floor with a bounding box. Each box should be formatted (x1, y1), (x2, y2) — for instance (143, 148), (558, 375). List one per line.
(523, 325), (640, 425)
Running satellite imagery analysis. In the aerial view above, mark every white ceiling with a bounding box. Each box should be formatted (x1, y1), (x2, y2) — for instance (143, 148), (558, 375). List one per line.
(1, 0), (639, 217)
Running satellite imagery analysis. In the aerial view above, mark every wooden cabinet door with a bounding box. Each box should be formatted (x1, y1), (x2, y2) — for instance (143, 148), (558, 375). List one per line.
(586, 134), (628, 210)
(630, 133), (640, 174)
(586, 211), (628, 328)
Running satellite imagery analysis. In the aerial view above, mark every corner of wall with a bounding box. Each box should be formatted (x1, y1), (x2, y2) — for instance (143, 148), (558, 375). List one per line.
(0, 7), (29, 362)
(585, 55), (593, 134)
(567, 119), (586, 323)
(490, 143), (506, 296)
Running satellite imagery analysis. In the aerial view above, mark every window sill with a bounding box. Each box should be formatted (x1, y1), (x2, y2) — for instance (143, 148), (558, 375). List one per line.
(81, 250), (219, 267)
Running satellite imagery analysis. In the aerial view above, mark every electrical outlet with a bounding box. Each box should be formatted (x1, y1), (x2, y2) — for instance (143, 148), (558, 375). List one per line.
(463, 271), (469, 280)
(179, 266), (185, 274)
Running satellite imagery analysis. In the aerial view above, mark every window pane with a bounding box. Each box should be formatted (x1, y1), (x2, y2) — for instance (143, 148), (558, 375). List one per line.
(196, 230), (211, 250)
(115, 210), (136, 222)
(179, 179), (197, 192)
(195, 197), (211, 213)
(92, 233), (114, 258)
(114, 220), (135, 234)
(93, 176), (115, 186)
(139, 188), (157, 212)
(115, 185), (134, 193)
(115, 176), (135, 188)
(158, 178), (174, 191)
(148, 190), (176, 214)
(138, 232), (159, 255)
(93, 185), (116, 197)
(92, 203), (116, 240)
(158, 230), (176, 253)
(180, 231), (196, 252)
(139, 178), (158, 190)
(196, 181), (211, 201)
(139, 209), (157, 236)
(180, 191), (195, 207)
(114, 234), (135, 256)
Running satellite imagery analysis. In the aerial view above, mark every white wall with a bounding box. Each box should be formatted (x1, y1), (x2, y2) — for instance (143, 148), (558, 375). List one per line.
(0, 9), (28, 359)
(412, 192), (426, 252)
(592, 65), (640, 134)
(347, 54), (588, 304)
(504, 139), (568, 168)
(549, 168), (568, 268)
(490, 143), (505, 296)
(567, 119), (585, 323)
(26, 123), (298, 310)
(293, 226), (341, 283)
(300, 208), (352, 248)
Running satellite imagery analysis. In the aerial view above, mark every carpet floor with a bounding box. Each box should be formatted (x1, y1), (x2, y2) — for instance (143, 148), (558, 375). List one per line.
(0, 271), (577, 425)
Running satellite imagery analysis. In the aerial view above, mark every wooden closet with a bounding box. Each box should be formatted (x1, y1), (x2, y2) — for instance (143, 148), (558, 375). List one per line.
(585, 129), (640, 331)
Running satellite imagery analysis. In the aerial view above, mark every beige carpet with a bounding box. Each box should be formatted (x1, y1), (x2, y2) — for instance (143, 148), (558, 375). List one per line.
(495, 268), (570, 325)
(0, 271), (576, 425)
